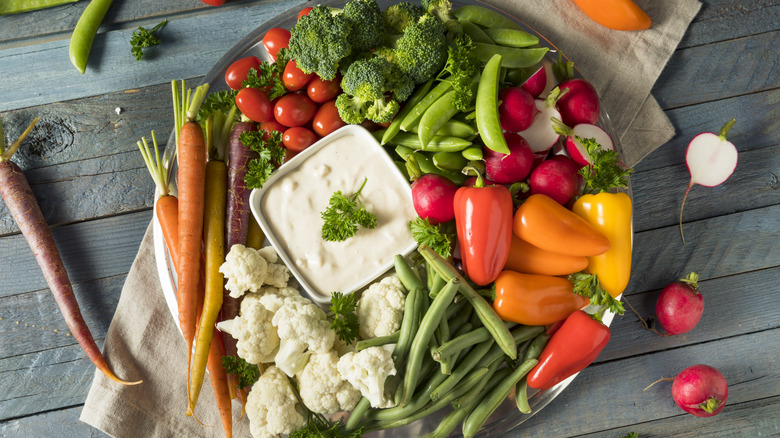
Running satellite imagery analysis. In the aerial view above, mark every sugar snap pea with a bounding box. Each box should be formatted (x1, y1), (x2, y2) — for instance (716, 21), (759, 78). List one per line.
(459, 18), (494, 44)
(473, 43), (549, 69)
(432, 151), (468, 172)
(483, 28), (539, 48)
(400, 80), (452, 131)
(69, 0), (114, 74)
(382, 79), (434, 145)
(418, 89), (460, 149)
(461, 146), (483, 161)
(389, 132), (472, 152)
(475, 54), (510, 155)
(0, 0), (76, 15)
(412, 152), (469, 185)
(410, 119), (477, 139)
(454, 4), (524, 30)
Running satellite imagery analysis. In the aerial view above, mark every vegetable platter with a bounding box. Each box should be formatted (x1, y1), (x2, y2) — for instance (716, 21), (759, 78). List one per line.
(150, 0), (633, 436)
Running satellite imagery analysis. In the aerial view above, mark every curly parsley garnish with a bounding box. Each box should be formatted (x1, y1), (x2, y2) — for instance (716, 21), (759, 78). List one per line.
(409, 217), (452, 259)
(329, 292), (360, 345)
(197, 90), (237, 123)
(221, 356), (260, 389)
(320, 178), (377, 242)
(241, 48), (290, 101)
(569, 271), (625, 315)
(130, 20), (167, 61)
(242, 130), (285, 189)
(577, 136), (634, 193)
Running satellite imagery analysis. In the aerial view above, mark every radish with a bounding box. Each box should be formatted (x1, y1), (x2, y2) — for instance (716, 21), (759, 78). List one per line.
(498, 87), (538, 132)
(680, 118), (739, 243)
(672, 364), (729, 417)
(656, 272), (704, 335)
(517, 87), (565, 154)
(551, 117), (614, 167)
(411, 173), (458, 224)
(528, 155), (581, 205)
(556, 78), (600, 126)
(520, 65), (547, 98)
(484, 132), (535, 184)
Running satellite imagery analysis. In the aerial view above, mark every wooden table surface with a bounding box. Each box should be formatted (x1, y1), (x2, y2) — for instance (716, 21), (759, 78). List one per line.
(1, 0), (778, 437)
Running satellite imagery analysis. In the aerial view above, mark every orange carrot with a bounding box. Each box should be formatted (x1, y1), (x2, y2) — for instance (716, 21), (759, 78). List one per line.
(207, 327), (233, 438)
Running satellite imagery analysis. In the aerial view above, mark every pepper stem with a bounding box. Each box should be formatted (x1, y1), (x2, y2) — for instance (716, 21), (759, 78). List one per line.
(462, 166), (483, 187)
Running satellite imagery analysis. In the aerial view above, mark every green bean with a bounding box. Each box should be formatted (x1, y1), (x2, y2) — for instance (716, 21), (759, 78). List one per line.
(446, 301), (473, 331)
(462, 359), (538, 437)
(400, 80), (452, 131)
(473, 43), (549, 69)
(432, 151), (468, 172)
(388, 132), (472, 152)
(434, 321), (514, 361)
(356, 330), (400, 351)
(483, 28), (539, 48)
(430, 337), (493, 401)
(382, 78), (434, 145)
(401, 278), (460, 406)
(458, 18), (494, 44)
(410, 119), (477, 138)
(428, 272), (446, 299)
(475, 54), (509, 155)
(346, 397), (371, 430)
(523, 332), (550, 362)
(515, 377), (531, 414)
(0, 0), (76, 15)
(454, 5), (524, 31)
(393, 287), (421, 368)
(394, 254), (424, 292)
(461, 146), (483, 161)
(376, 363), (448, 421)
(419, 245), (516, 358)
(413, 152), (469, 185)
(418, 90), (460, 149)
(69, 0), (114, 74)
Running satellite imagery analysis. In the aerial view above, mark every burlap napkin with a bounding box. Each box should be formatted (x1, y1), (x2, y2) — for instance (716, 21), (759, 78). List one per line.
(80, 1), (701, 436)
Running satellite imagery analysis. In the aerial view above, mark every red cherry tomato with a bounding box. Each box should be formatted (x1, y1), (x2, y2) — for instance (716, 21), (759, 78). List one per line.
(260, 120), (287, 136)
(283, 60), (314, 92)
(298, 6), (314, 20)
(274, 93), (317, 127)
(225, 56), (261, 90)
(312, 99), (347, 137)
(307, 75), (342, 103)
(236, 88), (274, 123)
(262, 28), (291, 60)
(283, 127), (319, 152)
(200, 0), (224, 5)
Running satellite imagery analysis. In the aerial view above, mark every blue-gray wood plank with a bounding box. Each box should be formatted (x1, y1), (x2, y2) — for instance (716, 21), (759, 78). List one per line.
(1, 0), (778, 437)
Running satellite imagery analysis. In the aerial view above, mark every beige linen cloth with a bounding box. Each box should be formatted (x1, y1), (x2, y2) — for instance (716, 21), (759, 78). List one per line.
(80, 0), (701, 436)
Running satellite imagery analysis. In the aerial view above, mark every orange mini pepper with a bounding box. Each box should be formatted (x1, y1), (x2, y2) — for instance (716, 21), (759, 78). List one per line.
(570, 0), (651, 31)
(504, 235), (589, 276)
(493, 271), (590, 326)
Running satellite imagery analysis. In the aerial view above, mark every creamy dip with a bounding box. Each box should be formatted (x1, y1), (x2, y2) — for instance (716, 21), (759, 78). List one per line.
(260, 133), (417, 298)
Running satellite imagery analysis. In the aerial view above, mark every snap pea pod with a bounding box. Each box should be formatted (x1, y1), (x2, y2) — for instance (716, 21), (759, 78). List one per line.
(356, 330), (400, 351)
(69, 0), (114, 74)
(433, 151), (468, 172)
(0, 0), (76, 14)
(473, 43), (549, 69)
(458, 18), (494, 44)
(418, 89), (460, 149)
(461, 146), (483, 161)
(400, 80), (452, 131)
(483, 28), (539, 48)
(382, 79), (434, 145)
(395, 145), (414, 161)
(412, 151), (469, 185)
(462, 359), (539, 437)
(409, 119), (477, 139)
(454, 4), (524, 30)
(475, 54), (509, 155)
(389, 131), (472, 152)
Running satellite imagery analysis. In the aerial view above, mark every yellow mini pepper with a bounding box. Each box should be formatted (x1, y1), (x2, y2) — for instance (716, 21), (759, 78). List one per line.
(572, 192), (633, 298)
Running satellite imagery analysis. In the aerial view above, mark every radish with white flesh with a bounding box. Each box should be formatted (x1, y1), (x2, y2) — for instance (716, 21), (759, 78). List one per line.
(672, 364), (728, 417)
(528, 155), (581, 205)
(517, 87), (565, 154)
(551, 117), (614, 167)
(411, 173), (458, 224)
(484, 132), (535, 184)
(656, 272), (704, 335)
(556, 78), (600, 126)
(498, 87), (537, 132)
(520, 65), (547, 98)
(680, 118), (738, 243)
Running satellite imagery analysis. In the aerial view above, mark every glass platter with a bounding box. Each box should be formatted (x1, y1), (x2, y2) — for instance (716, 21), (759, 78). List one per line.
(152, 1), (633, 436)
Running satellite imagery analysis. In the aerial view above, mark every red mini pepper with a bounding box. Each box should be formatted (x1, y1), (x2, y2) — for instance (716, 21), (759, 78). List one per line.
(527, 309), (611, 390)
(454, 172), (513, 286)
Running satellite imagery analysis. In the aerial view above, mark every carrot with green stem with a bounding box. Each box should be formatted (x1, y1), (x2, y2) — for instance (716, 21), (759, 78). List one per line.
(189, 104), (237, 415)
(0, 116), (141, 385)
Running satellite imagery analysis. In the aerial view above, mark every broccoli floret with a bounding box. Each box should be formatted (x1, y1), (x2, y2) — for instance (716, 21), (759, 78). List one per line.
(288, 5), (352, 80)
(382, 2), (425, 34)
(393, 14), (448, 84)
(335, 57), (414, 124)
(342, 0), (386, 51)
(421, 0), (461, 35)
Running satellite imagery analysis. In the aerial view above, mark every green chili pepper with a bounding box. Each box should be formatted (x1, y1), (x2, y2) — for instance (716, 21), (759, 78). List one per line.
(69, 0), (114, 74)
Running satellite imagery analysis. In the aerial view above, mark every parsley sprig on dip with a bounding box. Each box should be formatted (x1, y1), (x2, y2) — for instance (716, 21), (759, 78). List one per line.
(321, 178), (377, 242)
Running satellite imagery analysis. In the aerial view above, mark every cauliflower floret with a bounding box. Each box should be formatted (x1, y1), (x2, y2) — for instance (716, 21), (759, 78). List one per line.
(357, 275), (406, 339)
(217, 292), (279, 364)
(337, 346), (397, 408)
(246, 365), (306, 438)
(298, 351), (361, 414)
(273, 297), (337, 377)
(257, 285), (302, 313)
(220, 244), (268, 298)
(264, 262), (291, 288)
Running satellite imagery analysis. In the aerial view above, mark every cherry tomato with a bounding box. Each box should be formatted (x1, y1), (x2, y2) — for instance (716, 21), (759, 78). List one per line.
(298, 6), (314, 20)
(225, 56), (261, 90)
(262, 28), (291, 60)
(274, 93), (317, 127)
(312, 99), (347, 137)
(307, 75), (341, 103)
(260, 120), (287, 136)
(283, 60), (314, 92)
(283, 127), (319, 152)
(236, 88), (273, 123)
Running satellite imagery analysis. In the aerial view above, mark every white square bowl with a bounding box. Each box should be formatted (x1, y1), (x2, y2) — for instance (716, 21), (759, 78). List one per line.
(249, 125), (418, 304)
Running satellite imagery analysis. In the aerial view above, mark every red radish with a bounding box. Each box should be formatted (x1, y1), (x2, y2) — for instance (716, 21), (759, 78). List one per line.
(680, 119), (738, 243)
(520, 65), (547, 98)
(411, 173), (458, 224)
(498, 87), (538, 132)
(556, 78), (600, 126)
(517, 88), (565, 153)
(551, 117), (614, 167)
(528, 155), (581, 204)
(484, 133), (535, 184)
(672, 364), (728, 417)
(656, 272), (704, 335)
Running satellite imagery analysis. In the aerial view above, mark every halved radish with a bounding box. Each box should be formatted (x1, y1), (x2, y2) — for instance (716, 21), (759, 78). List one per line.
(520, 65), (547, 98)
(517, 87), (566, 154)
(551, 117), (614, 167)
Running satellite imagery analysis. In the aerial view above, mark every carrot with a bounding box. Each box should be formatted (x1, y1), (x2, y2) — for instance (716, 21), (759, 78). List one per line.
(189, 106), (236, 413)
(0, 116), (141, 385)
(207, 327), (233, 438)
(137, 131), (179, 271)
